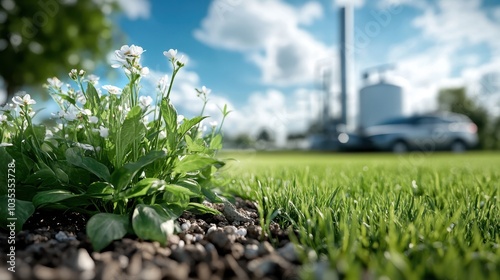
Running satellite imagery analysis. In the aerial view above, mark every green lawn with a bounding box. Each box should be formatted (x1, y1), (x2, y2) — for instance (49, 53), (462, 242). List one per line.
(221, 151), (500, 280)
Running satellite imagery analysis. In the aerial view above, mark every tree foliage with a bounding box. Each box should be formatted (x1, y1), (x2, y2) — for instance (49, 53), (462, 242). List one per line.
(0, 0), (118, 102)
(437, 87), (497, 149)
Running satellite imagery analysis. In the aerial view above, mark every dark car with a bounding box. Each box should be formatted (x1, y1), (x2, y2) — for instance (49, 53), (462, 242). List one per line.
(363, 112), (478, 153)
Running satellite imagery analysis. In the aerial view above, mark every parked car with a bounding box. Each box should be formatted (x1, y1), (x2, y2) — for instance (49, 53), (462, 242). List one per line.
(363, 112), (478, 153)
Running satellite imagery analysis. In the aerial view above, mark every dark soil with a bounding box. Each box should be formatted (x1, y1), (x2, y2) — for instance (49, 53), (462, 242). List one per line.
(0, 198), (302, 280)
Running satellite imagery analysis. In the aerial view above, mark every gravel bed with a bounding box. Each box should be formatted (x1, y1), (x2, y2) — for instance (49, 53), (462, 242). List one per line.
(0, 198), (302, 280)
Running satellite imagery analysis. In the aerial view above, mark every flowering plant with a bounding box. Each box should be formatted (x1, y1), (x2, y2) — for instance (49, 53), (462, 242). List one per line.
(0, 45), (230, 251)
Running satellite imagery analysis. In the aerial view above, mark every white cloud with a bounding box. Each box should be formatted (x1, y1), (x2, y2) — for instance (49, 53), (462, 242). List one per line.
(194, 0), (333, 86)
(383, 0), (500, 115)
(142, 67), (321, 146)
(115, 0), (151, 20)
(298, 2), (324, 25)
(413, 0), (500, 50)
(223, 88), (321, 146)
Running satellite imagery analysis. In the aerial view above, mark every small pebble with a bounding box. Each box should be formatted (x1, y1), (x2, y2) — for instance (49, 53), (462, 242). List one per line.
(244, 244), (259, 259)
(194, 233), (204, 242)
(278, 242), (300, 262)
(55, 231), (76, 242)
(118, 255), (129, 269)
(181, 222), (191, 231)
(236, 228), (247, 237)
(184, 233), (194, 242)
(207, 225), (217, 235)
(75, 249), (95, 271)
(224, 225), (238, 235)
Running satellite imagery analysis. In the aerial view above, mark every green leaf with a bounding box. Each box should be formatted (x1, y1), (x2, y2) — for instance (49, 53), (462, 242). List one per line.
(161, 99), (178, 134)
(187, 202), (221, 215)
(173, 154), (221, 174)
(111, 150), (167, 193)
(66, 148), (111, 181)
(210, 134), (223, 150)
(87, 213), (130, 251)
(58, 93), (76, 106)
(0, 196), (35, 232)
(118, 106), (146, 159)
(86, 182), (114, 199)
(26, 125), (46, 142)
(32, 190), (80, 208)
(178, 116), (206, 136)
(54, 167), (69, 184)
(118, 178), (164, 200)
(86, 83), (101, 114)
(24, 168), (56, 186)
(159, 203), (184, 219)
(177, 178), (202, 194)
(0, 148), (14, 196)
(132, 204), (175, 245)
(201, 186), (224, 203)
(185, 135), (207, 153)
(165, 184), (199, 197)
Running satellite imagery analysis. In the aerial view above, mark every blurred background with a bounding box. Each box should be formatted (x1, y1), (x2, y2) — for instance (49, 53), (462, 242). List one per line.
(1, 0), (499, 151)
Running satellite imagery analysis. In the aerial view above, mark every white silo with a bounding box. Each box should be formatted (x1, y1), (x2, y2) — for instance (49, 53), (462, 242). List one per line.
(359, 69), (404, 128)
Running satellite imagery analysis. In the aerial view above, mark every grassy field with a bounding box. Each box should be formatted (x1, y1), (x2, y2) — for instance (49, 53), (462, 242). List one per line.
(220, 151), (500, 280)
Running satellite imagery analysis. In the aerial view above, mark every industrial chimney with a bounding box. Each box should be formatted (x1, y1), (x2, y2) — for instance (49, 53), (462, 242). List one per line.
(339, 5), (353, 127)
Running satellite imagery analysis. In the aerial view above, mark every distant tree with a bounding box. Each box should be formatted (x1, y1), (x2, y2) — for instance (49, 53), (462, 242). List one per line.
(483, 116), (500, 150)
(256, 129), (272, 142)
(233, 134), (255, 149)
(437, 87), (489, 149)
(0, 0), (119, 103)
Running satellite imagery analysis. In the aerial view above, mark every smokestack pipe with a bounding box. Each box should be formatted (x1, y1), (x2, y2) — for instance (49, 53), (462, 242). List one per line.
(339, 5), (353, 126)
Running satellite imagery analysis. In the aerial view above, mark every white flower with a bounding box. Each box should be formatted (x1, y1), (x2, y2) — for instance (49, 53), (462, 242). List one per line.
(61, 111), (77, 121)
(69, 69), (78, 80)
(141, 67), (149, 76)
(112, 44), (145, 68)
(0, 143), (13, 147)
(81, 109), (92, 116)
(87, 74), (100, 85)
(102, 85), (122, 95)
(201, 86), (211, 96)
(79, 69), (85, 76)
(76, 92), (87, 105)
(47, 77), (63, 88)
(0, 113), (7, 123)
(96, 126), (109, 138)
(45, 129), (53, 138)
(12, 93), (36, 106)
(209, 121), (218, 127)
(163, 49), (186, 66)
(139, 95), (153, 108)
(89, 116), (99, 124)
(163, 49), (177, 60)
(74, 142), (96, 152)
(158, 131), (166, 140)
(1, 103), (16, 111)
(157, 75), (169, 93)
(123, 44), (144, 57)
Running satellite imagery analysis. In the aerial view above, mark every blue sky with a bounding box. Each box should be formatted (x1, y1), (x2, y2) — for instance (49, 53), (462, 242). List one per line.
(105, 0), (500, 142)
(6, 0), (499, 142)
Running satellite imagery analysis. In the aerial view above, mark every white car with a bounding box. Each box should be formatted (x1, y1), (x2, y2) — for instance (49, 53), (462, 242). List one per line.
(363, 112), (478, 153)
